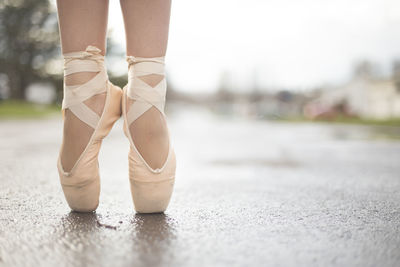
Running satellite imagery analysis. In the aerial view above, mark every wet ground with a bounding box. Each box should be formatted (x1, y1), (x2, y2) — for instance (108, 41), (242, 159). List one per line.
(0, 107), (400, 267)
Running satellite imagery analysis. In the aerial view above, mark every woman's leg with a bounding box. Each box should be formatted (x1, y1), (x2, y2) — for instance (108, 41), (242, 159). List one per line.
(57, 0), (109, 171)
(120, 0), (172, 169)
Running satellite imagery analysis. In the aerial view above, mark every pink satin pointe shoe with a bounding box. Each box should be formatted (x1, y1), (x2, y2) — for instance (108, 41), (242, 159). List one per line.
(57, 45), (122, 212)
(122, 56), (176, 213)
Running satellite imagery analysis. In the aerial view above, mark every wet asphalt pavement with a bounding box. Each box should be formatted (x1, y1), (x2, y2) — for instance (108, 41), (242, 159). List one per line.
(0, 108), (400, 267)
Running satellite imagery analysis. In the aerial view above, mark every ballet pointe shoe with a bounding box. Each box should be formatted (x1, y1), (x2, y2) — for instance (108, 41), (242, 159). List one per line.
(122, 56), (176, 214)
(57, 45), (122, 212)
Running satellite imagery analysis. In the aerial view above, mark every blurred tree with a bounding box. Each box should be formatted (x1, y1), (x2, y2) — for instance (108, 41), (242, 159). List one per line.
(0, 0), (60, 100)
(392, 60), (400, 92)
(353, 61), (379, 80)
(105, 34), (127, 90)
(276, 90), (293, 102)
(216, 71), (234, 102)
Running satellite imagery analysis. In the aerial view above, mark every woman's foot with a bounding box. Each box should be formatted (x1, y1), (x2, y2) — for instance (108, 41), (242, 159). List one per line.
(57, 45), (122, 212)
(126, 77), (169, 170)
(60, 72), (106, 172)
(123, 56), (176, 213)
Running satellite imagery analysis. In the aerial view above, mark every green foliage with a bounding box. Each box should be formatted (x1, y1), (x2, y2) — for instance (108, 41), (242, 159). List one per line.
(0, 0), (61, 99)
(0, 99), (59, 119)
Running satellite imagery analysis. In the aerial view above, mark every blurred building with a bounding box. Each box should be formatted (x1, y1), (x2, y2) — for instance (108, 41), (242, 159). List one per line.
(304, 63), (400, 120)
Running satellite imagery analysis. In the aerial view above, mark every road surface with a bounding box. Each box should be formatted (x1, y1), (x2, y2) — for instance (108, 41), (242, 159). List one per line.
(0, 108), (399, 267)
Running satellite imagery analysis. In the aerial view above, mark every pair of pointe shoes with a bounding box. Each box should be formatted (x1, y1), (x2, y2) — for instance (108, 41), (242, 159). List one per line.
(57, 45), (176, 213)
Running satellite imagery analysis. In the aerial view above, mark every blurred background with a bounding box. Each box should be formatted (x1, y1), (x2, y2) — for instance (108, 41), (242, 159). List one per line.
(0, 0), (400, 125)
(1, 1), (400, 266)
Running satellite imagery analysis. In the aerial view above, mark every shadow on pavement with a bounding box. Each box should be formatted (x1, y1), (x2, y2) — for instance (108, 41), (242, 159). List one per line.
(130, 213), (178, 266)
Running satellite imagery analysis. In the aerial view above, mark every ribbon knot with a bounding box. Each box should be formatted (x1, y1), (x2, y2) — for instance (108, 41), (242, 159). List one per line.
(82, 45), (102, 58)
(63, 45), (104, 65)
(61, 45), (108, 110)
(126, 56), (165, 68)
(126, 56), (141, 67)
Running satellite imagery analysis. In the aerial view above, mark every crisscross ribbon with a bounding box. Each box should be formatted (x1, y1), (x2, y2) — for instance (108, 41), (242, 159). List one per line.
(61, 45), (108, 128)
(126, 56), (167, 125)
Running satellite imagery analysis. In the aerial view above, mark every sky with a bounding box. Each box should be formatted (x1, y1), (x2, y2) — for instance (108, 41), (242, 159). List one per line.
(107, 0), (400, 92)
